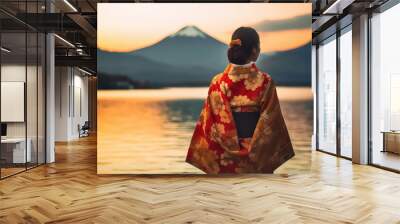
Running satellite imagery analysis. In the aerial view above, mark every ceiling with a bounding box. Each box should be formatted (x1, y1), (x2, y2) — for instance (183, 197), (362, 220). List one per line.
(0, 0), (392, 73)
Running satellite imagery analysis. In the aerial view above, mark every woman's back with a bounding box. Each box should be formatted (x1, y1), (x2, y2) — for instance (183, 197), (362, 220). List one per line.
(186, 27), (294, 174)
(208, 62), (270, 153)
(211, 62), (270, 111)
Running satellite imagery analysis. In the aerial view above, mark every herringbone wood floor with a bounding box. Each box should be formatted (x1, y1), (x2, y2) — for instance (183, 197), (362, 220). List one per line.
(1, 135), (400, 224)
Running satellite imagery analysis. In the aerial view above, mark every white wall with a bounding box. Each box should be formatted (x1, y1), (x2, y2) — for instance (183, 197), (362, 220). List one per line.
(72, 73), (89, 138)
(55, 66), (70, 141)
(1, 65), (30, 138)
(1, 65), (26, 129)
(1, 63), (46, 164)
(55, 67), (89, 141)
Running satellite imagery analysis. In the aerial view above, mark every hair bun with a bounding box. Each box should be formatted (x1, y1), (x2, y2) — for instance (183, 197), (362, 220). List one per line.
(229, 39), (242, 48)
(227, 27), (259, 65)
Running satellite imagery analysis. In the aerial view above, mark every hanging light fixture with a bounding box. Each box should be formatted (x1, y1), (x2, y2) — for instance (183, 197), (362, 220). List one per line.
(78, 67), (93, 76)
(63, 0), (78, 12)
(54, 34), (75, 48)
(1, 47), (11, 53)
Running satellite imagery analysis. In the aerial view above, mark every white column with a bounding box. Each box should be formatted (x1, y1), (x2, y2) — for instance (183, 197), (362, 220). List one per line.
(45, 0), (56, 163)
(352, 14), (369, 164)
(46, 33), (55, 163)
(311, 45), (317, 150)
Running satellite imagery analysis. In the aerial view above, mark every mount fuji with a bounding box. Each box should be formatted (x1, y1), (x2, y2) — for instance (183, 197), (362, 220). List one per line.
(98, 25), (228, 87)
(129, 25), (228, 70)
(170, 26), (207, 38)
(98, 25), (311, 88)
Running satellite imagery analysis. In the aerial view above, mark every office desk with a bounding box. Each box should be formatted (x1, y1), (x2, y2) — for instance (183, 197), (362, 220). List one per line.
(1, 138), (31, 163)
(382, 131), (400, 154)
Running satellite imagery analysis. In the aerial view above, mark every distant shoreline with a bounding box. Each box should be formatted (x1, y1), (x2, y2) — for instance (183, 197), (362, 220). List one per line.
(97, 86), (313, 102)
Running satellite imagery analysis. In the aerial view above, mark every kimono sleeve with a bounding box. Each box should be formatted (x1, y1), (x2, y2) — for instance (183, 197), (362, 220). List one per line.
(248, 78), (295, 172)
(185, 74), (247, 174)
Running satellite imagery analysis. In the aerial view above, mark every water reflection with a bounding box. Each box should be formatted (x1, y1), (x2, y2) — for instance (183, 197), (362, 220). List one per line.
(98, 87), (313, 174)
(164, 99), (204, 124)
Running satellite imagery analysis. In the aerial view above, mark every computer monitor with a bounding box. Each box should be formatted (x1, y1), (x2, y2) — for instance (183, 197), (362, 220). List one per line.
(1, 123), (7, 137)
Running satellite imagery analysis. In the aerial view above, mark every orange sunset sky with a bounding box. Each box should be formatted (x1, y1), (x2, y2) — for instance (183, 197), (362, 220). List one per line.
(98, 3), (311, 53)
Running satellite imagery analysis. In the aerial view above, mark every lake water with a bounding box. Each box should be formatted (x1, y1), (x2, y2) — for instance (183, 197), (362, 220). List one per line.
(97, 87), (313, 174)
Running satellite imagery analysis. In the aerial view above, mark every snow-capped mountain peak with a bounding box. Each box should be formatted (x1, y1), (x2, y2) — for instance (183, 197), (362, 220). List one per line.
(170, 25), (207, 38)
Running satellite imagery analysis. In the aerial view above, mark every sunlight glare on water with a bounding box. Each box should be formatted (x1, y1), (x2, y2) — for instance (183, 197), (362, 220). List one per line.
(97, 87), (313, 174)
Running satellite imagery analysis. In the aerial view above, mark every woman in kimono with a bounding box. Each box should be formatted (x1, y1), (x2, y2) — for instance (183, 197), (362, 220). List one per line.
(186, 27), (294, 174)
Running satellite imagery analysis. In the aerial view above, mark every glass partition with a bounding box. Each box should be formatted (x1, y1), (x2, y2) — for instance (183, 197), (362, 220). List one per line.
(0, 2), (46, 179)
(370, 3), (400, 171)
(339, 27), (352, 158)
(1, 31), (28, 177)
(317, 35), (337, 154)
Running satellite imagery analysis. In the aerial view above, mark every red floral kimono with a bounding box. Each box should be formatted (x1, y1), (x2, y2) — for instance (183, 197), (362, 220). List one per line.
(186, 63), (294, 174)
